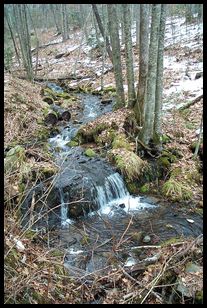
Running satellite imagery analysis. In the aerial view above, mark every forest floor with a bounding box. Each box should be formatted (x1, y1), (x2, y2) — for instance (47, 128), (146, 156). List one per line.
(4, 17), (203, 304)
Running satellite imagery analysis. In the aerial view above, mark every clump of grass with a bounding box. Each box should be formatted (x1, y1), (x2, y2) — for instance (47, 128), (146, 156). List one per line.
(162, 178), (193, 201)
(109, 148), (148, 181)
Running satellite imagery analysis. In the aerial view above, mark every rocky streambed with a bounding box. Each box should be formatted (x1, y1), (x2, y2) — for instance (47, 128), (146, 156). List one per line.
(21, 84), (203, 278)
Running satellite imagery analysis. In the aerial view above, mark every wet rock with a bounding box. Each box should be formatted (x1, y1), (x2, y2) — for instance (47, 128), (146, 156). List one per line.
(119, 203), (125, 208)
(142, 235), (151, 243)
(21, 154), (117, 227)
(195, 71), (203, 79)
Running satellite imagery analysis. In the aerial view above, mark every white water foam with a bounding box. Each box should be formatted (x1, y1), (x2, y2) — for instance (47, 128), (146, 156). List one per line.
(95, 173), (156, 216)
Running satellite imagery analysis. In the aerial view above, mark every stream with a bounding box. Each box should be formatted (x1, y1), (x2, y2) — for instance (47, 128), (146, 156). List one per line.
(22, 84), (203, 278)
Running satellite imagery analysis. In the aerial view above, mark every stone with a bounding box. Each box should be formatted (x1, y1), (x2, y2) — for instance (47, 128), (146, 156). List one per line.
(142, 235), (151, 243)
(119, 203), (125, 208)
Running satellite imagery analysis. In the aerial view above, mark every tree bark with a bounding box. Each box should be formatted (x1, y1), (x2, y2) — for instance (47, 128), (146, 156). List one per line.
(92, 4), (113, 63)
(122, 4), (136, 108)
(153, 4), (167, 149)
(107, 4), (125, 109)
(5, 8), (21, 66)
(50, 4), (61, 34)
(139, 4), (161, 145)
(134, 4), (150, 126)
(136, 4), (140, 48)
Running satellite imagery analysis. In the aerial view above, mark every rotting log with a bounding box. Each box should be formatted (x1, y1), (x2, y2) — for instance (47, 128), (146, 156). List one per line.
(42, 96), (54, 105)
(45, 111), (58, 125)
(33, 75), (93, 82)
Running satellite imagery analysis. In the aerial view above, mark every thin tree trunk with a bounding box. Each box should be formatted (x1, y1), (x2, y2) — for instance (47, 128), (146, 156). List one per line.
(122, 4), (136, 107)
(134, 4), (150, 127)
(5, 9), (21, 66)
(107, 4), (125, 108)
(50, 4), (61, 34)
(153, 4), (167, 149)
(13, 4), (33, 80)
(92, 4), (113, 63)
(139, 4), (161, 145)
(136, 4), (140, 48)
(73, 10), (92, 77)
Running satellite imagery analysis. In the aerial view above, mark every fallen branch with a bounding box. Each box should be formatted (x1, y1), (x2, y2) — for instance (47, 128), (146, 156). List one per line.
(178, 94), (203, 111)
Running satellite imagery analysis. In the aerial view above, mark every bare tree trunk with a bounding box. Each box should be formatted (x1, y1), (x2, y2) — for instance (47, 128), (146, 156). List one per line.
(139, 4), (161, 145)
(13, 4), (33, 80)
(136, 4), (140, 48)
(107, 4), (125, 108)
(122, 4), (136, 107)
(153, 4), (167, 149)
(4, 8), (21, 66)
(50, 4), (61, 34)
(134, 4), (150, 127)
(61, 4), (69, 41)
(92, 4), (113, 63)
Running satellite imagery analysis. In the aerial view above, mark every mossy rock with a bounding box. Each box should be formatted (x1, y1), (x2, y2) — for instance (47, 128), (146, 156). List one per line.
(109, 148), (148, 181)
(162, 178), (193, 201)
(84, 148), (96, 157)
(126, 181), (138, 194)
(43, 88), (57, 99)
(66, 140), (79, 147)
(140, 183), (150, 193)
(76, 122), (109, 144)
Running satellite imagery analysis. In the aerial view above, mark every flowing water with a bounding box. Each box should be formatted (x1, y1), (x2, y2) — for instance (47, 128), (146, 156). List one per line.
(43, 87), (202, 277)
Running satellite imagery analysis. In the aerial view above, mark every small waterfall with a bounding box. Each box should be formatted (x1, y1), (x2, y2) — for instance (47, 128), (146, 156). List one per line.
(95, 172), (129, 208)
(95, 172), (155, 215)
(59, 188), (72, 227)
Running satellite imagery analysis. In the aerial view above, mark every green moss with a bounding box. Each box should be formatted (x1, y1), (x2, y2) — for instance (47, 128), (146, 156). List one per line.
(159, 157), (171, 168)
(161, 134), (171, 144)
(126, 181), (138, 194)
(195, 290), (203, 304)
(84, 148), (96, 157)
(140, 183), (150, 193)
(112, 134), (133, 151)
(66, 140), (79, 147)
(36, 127), (50, 141)
(76, 122), (109, 144)
(43, 88), (57, 99)
(185, 122), (195, 130)
(5, 145), (26, 173)
(103, 85), (116, 93)
(162, 178), (193, 201)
